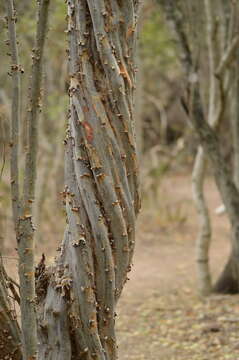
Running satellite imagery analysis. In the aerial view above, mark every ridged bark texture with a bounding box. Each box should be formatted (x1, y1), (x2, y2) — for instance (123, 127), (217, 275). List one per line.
(37, 1), (140, 359)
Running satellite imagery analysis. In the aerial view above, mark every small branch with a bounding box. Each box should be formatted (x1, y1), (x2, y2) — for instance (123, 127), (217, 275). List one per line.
(215, 35), (239, 77)
(7, 275), (20, 290)
(5, 0), (21, 227)
(157, 0), (193, 74)
(8, 281), (20, 306)
(204, 0), (217, 125)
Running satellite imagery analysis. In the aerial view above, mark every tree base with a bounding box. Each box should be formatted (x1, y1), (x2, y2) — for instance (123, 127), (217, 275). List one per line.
(214, 253), (239, 294)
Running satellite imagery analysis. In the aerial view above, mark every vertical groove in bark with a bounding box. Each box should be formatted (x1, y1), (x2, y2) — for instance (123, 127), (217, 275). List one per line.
(37, 1), (140, 359)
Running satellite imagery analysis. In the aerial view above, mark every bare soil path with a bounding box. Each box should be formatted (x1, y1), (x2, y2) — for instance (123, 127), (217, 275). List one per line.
(117, 173), (239, 360)
(3, 173), (238, 359)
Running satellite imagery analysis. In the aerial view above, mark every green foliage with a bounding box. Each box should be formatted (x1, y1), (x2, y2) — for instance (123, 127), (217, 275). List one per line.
(140, 11), (177, 72)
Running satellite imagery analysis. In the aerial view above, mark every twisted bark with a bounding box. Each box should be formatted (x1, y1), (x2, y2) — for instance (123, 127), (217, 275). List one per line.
(37, 1), (140, 359)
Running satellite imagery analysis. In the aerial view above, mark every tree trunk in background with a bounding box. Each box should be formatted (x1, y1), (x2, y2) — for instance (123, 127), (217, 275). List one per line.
(189, 86), (239, 294)
(192, 147), (212, 296)
(214, 224), (239, 294)
(159, 0), (239, 295)
(231, 60), (239, 190)
(37, 1), (140, 359)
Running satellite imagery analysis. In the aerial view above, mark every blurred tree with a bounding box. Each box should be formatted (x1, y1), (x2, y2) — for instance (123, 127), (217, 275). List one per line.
(159, 0), (239, 295)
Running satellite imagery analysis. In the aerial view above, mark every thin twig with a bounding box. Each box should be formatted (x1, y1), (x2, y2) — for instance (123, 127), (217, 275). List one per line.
(8, 281), (20, 305)
(216, 35), (239, 77)
(204, 0), (217, 126)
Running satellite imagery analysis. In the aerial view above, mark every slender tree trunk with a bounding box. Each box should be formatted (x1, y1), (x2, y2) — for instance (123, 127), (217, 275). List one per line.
(5, 0), (51, 358)
(214, 71), (239, 292)
(231, 60), (239, 190)
(192, 147), (212, 295)
(189, 86), (239, 294)
(36, 1), (140, 359)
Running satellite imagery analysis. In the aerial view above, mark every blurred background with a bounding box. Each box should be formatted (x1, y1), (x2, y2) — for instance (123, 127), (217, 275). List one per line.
(0, 0), (193, 253)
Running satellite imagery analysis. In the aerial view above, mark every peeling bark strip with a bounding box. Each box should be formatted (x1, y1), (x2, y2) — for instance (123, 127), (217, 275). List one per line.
(37, 1), (140, 359)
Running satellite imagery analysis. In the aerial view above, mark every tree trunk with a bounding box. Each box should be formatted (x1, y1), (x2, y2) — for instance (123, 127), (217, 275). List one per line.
(214, 223), (239, 294)
(159, 0), (239, 295)
(192, 147), (212, 296)
(36, 1), (140, 359)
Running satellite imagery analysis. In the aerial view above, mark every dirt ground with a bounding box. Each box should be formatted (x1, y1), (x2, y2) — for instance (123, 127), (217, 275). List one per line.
(3, 172), (239, 359)
(117, 173), (239, 360)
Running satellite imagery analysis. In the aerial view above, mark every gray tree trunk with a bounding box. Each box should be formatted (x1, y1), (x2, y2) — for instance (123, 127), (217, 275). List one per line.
(189, 87), (239, 294)
(36, 1), (140, 359)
